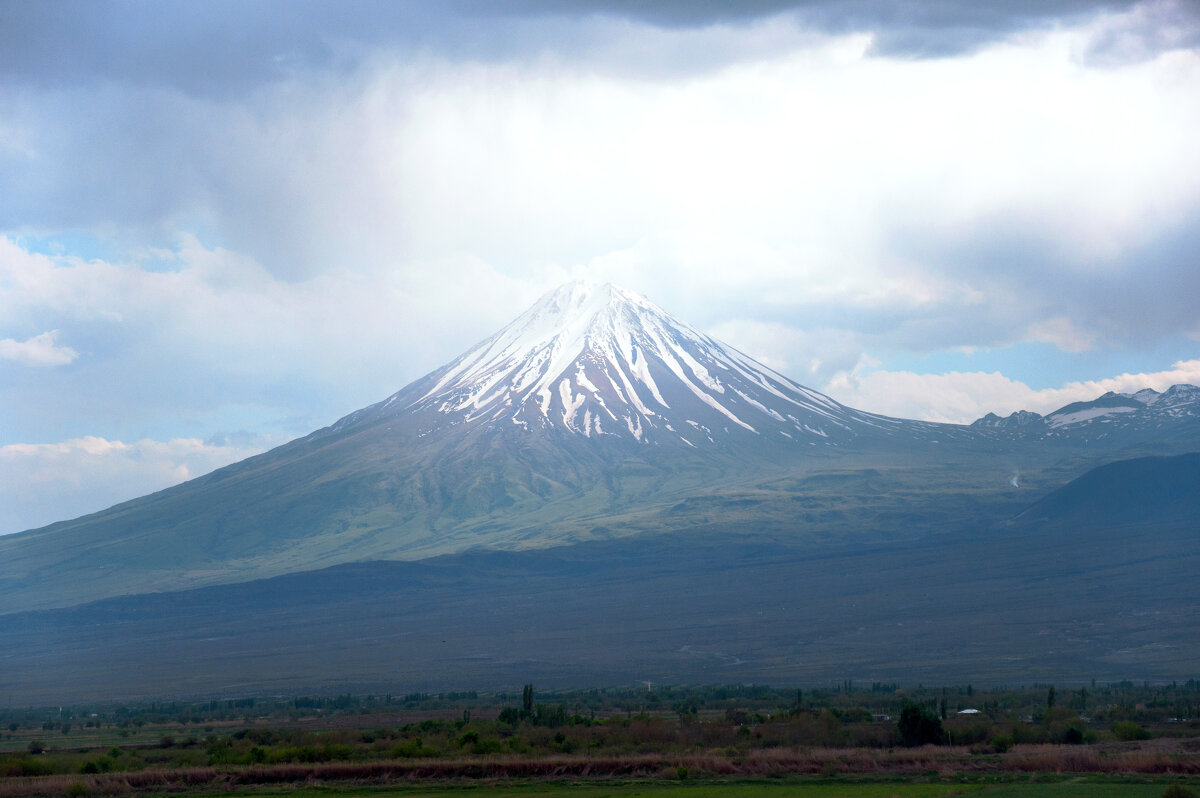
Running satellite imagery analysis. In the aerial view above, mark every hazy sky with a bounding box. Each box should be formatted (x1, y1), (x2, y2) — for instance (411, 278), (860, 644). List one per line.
(2, 0), (1199, 533)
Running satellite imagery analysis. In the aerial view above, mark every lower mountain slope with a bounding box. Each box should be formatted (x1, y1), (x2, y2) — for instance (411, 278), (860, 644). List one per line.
(3, 457), (1194, 702)
(0, 415), (720, 612)
(0, 407), (1034, 615)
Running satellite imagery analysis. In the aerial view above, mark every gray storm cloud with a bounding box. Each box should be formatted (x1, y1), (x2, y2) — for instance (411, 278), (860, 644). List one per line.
(1, 1), (1185, 99)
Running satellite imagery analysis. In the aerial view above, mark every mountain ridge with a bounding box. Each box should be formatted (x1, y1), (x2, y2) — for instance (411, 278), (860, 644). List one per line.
(972, 383), (1200, 439)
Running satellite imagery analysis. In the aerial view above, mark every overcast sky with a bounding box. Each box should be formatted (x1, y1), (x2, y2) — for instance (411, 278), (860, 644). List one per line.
(2, 0), (1199, 534)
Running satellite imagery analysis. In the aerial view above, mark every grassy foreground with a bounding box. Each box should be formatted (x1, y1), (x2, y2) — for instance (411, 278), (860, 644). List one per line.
(185, 779), (1193, 797)
(2, 684), (1197, 797)
(5, 760), (1197, 798)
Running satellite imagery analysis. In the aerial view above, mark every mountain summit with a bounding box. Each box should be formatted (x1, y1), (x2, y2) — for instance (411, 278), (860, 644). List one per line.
(341, 281), (905, 449)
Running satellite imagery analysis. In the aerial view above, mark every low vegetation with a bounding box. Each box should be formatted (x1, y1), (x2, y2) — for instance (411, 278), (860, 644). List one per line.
(0, 682), (1196, 796)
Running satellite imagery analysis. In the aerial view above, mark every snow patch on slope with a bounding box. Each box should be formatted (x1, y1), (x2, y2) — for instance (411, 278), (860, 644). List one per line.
(393, 281), (905, 446)
(1047, 405), (1137, 428)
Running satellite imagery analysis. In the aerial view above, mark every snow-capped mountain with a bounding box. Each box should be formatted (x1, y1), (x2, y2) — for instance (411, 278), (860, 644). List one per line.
(2, 280), (1195, 617)
(1, 280), (962, 614)
(343, 281), (922, 449)
(973, 384), (1200, 444)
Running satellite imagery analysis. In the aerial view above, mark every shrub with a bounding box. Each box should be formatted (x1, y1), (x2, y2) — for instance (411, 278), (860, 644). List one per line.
(505, 736), (531, 754)
(470, 737), (503, 755)
(947, 721), (993, 746)
(390, 737), (436, 758)
(1010, 723), (1036, 745)
(1112, 721), (1152, 741)
(267, 745), (321, 763)
(322, 743), (355, 761)
(1, 755), (54, 777)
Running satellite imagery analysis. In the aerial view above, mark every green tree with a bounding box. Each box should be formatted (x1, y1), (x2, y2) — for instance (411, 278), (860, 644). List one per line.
(522, 684), (534, 718)
(897, 703), (947, 747)
(1047, 686), (1056, 709)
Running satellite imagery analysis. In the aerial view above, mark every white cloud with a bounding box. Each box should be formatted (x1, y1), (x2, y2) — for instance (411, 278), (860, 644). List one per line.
(361, 31), (1200, 358)
(0, 330), (78, 366)
(824, 358), (1200, 424)
(706, 318), (865, 383)
(0, 435), (267, 535)
(1022, 317), (1097, 354)
(0, 234), (547, 442)
(1082, 0), (1200, 65)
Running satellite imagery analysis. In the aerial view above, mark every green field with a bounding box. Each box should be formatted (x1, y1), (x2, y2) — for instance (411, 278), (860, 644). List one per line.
(5, 685), (1197, 798)
(191, 779), (1193, 798)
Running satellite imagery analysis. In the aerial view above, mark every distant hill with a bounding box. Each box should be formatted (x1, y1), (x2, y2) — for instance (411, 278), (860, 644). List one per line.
(1012, 451), (1200, 529)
